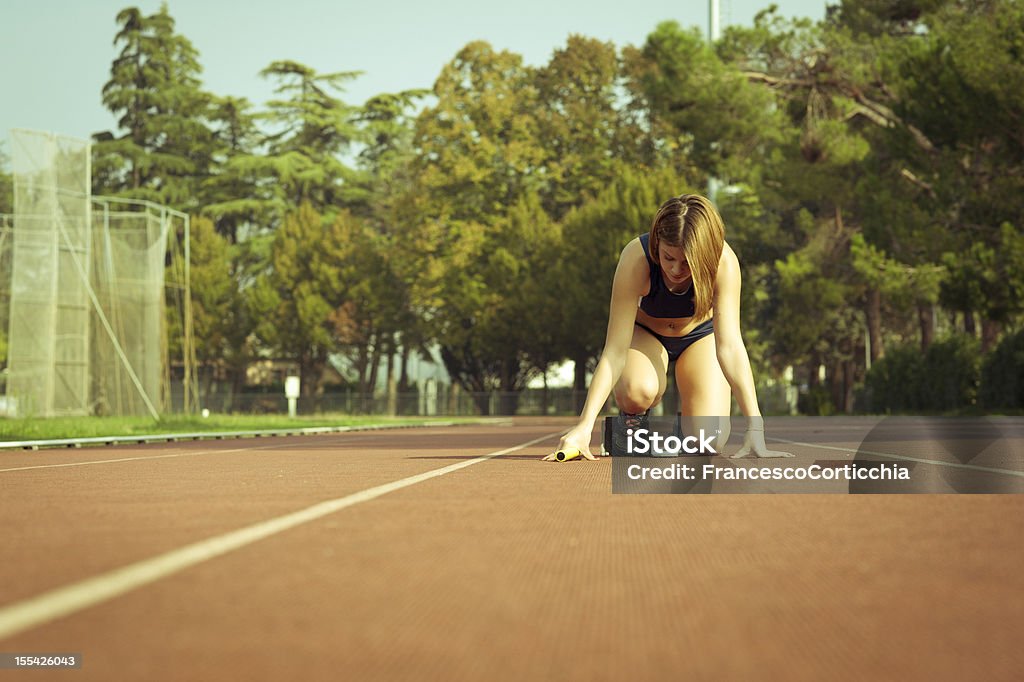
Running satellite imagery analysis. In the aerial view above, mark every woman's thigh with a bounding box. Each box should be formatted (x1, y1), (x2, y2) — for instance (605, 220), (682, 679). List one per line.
(614, 325), (669, 411)
(674, 333), (731, 416)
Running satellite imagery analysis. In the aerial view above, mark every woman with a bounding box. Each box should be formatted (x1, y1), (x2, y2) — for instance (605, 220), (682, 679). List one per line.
(544, 194), (791, 461)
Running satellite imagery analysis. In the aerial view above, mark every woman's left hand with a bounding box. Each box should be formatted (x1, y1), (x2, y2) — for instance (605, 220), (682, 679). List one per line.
(730, 425), (793, 459)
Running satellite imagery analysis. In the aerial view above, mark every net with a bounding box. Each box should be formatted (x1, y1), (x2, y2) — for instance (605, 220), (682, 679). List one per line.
(0, 129), (196, 417)
(6, 130), (91, 416)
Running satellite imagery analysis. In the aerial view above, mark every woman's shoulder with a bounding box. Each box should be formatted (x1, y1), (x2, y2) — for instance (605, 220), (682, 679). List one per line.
(716, 241), (741, 282)
(614, 237), (652, 293)
(619, 237), (651, 271)
(622, 236), (645, 257)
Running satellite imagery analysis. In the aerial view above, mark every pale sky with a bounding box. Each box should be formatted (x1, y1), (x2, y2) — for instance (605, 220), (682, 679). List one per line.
(1, 0), (829, 150)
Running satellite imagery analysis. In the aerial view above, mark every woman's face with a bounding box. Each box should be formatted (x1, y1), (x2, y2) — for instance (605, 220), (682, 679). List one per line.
(658, 243), (691, 286)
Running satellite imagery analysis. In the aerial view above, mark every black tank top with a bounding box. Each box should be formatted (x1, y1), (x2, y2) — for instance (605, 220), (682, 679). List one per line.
(638, 233), (696, 318)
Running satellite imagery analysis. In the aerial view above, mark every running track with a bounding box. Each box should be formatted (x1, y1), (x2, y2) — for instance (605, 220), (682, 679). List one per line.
(1, 417), (1021, 680)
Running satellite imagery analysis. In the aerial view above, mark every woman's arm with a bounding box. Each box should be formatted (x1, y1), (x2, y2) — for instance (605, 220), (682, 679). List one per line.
(712, 245), (793, 458)
(711, 246), (759, 417)
(576, 256), (643, 428)
(543, 240), (647, 460)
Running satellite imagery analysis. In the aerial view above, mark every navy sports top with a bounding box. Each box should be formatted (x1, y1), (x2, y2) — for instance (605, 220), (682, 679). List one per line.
(638, 233), (696, 318)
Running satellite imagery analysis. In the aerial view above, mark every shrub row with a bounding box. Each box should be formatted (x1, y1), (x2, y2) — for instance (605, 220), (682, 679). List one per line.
(863, 330), (1024, 413)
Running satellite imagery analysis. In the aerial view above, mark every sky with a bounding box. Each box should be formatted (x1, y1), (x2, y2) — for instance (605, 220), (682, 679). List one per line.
(0, 0), (830, 150)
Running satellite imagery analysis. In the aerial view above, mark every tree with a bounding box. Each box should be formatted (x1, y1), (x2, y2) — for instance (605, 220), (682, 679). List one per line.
(414, 42), (544, 223)
(251, 203), (346, 402)
(404, 42), (549, 411)
(200, 95), (269, 242)
(889, 0), (1024, 345)
(353, 89), (432, 407)
(534, 35), (644, 220)
(92, 4), (216, 211)
(178, 216), (247, 400)
(355, 89), (428, 216)
(941, 224), (1024, 351)
(440, 191), (563, 414)
(329, 208), (401, 401)
(258, 60), (365, 211)
(623, 20), (788, 187)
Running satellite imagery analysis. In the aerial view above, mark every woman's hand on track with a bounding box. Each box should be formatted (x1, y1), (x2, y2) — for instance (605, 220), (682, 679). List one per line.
(730, 426), (793, 459)
(542, 426), (597, 461)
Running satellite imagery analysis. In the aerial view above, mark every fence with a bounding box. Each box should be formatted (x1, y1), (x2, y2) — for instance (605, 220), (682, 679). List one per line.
(188, 380), (797, 417)
(194, 388), (589, 417)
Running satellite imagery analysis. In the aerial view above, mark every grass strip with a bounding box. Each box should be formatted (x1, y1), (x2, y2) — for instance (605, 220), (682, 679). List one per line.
(0, 414), (474, 442)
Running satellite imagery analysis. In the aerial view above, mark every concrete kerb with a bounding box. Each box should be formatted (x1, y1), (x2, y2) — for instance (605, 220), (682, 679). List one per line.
(0, 419), (511, 451)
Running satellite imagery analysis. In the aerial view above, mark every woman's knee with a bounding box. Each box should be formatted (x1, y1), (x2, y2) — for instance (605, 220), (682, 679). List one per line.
(614, 376), (661, 413)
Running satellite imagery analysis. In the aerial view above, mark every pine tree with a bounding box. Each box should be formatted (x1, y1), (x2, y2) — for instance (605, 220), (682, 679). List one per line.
(93, 3), (216, 212)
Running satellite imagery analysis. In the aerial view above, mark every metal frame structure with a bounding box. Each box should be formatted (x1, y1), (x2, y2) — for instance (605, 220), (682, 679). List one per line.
(1, 129), (197, 418)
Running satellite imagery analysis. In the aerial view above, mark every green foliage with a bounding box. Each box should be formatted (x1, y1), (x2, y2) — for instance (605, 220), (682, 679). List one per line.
(921, 335), (982, 410)
(534, 35), (644, 219)
(406, 39), (632, 401)
(414, 41), (543, 225)
(77, 1), (1024, 415)
(767, 238), (855, 366)
(623, 20), (788, 185)
(865, 344), (925, 412)
(253, 203), (346, 395)
(203, 60), (370, 238)
(798, 386), (836, 416)
(941, 223), (1024, 323)
(186, 216), (246, 368)
(436, 192), (564, 402)
(851, 233), (944, 310)
(980, 329), (1024, 409)
(200, 96), (268, 240)
(354, 89), (427, 222)
(829, 0), (951, 36)
(258, 60), (365, 209)
(93, 4), (216, 211)
(866, 335), (980, 412)
(884, 0), (1024, 327)
(0, 143), (12, 214)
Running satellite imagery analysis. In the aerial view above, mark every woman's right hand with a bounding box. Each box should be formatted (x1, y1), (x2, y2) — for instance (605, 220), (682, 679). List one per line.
(542, 425), (598, 461)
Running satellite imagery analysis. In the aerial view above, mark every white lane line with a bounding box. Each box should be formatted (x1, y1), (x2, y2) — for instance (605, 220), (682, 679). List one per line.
(0, 447), (287, 473)
(769, 437), (1024, 478)
(0, 430), (561, 641)
(0, 435), (382, 473)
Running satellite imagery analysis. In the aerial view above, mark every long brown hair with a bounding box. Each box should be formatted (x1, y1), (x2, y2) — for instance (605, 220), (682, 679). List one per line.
(648, 194), (725, 320)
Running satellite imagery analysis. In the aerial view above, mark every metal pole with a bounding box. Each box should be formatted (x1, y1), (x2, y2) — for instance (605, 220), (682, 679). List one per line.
(183, 214), (194, 415)
(708, 0), (722, 201)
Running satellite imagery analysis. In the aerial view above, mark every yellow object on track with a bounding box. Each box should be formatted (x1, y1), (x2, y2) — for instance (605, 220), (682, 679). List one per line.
(555, 447), (581, 462)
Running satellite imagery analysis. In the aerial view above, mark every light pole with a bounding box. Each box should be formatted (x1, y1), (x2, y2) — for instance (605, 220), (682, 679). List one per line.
(708, 0), (722, 202)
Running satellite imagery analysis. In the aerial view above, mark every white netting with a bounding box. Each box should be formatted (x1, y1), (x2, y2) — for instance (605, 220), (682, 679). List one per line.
(6, 130), (91, 416)
(1, 129), (196, 417)
(90, 200), (169, 417)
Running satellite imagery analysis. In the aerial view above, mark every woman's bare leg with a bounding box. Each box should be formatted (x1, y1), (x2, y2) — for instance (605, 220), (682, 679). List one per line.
(675, 332), (732, 453)
(613, 325), (669, 414)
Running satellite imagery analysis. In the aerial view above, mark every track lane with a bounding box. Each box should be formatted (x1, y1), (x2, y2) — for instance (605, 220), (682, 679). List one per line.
(1, 418), (1021, 680)
(0, 425), (565, 608)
